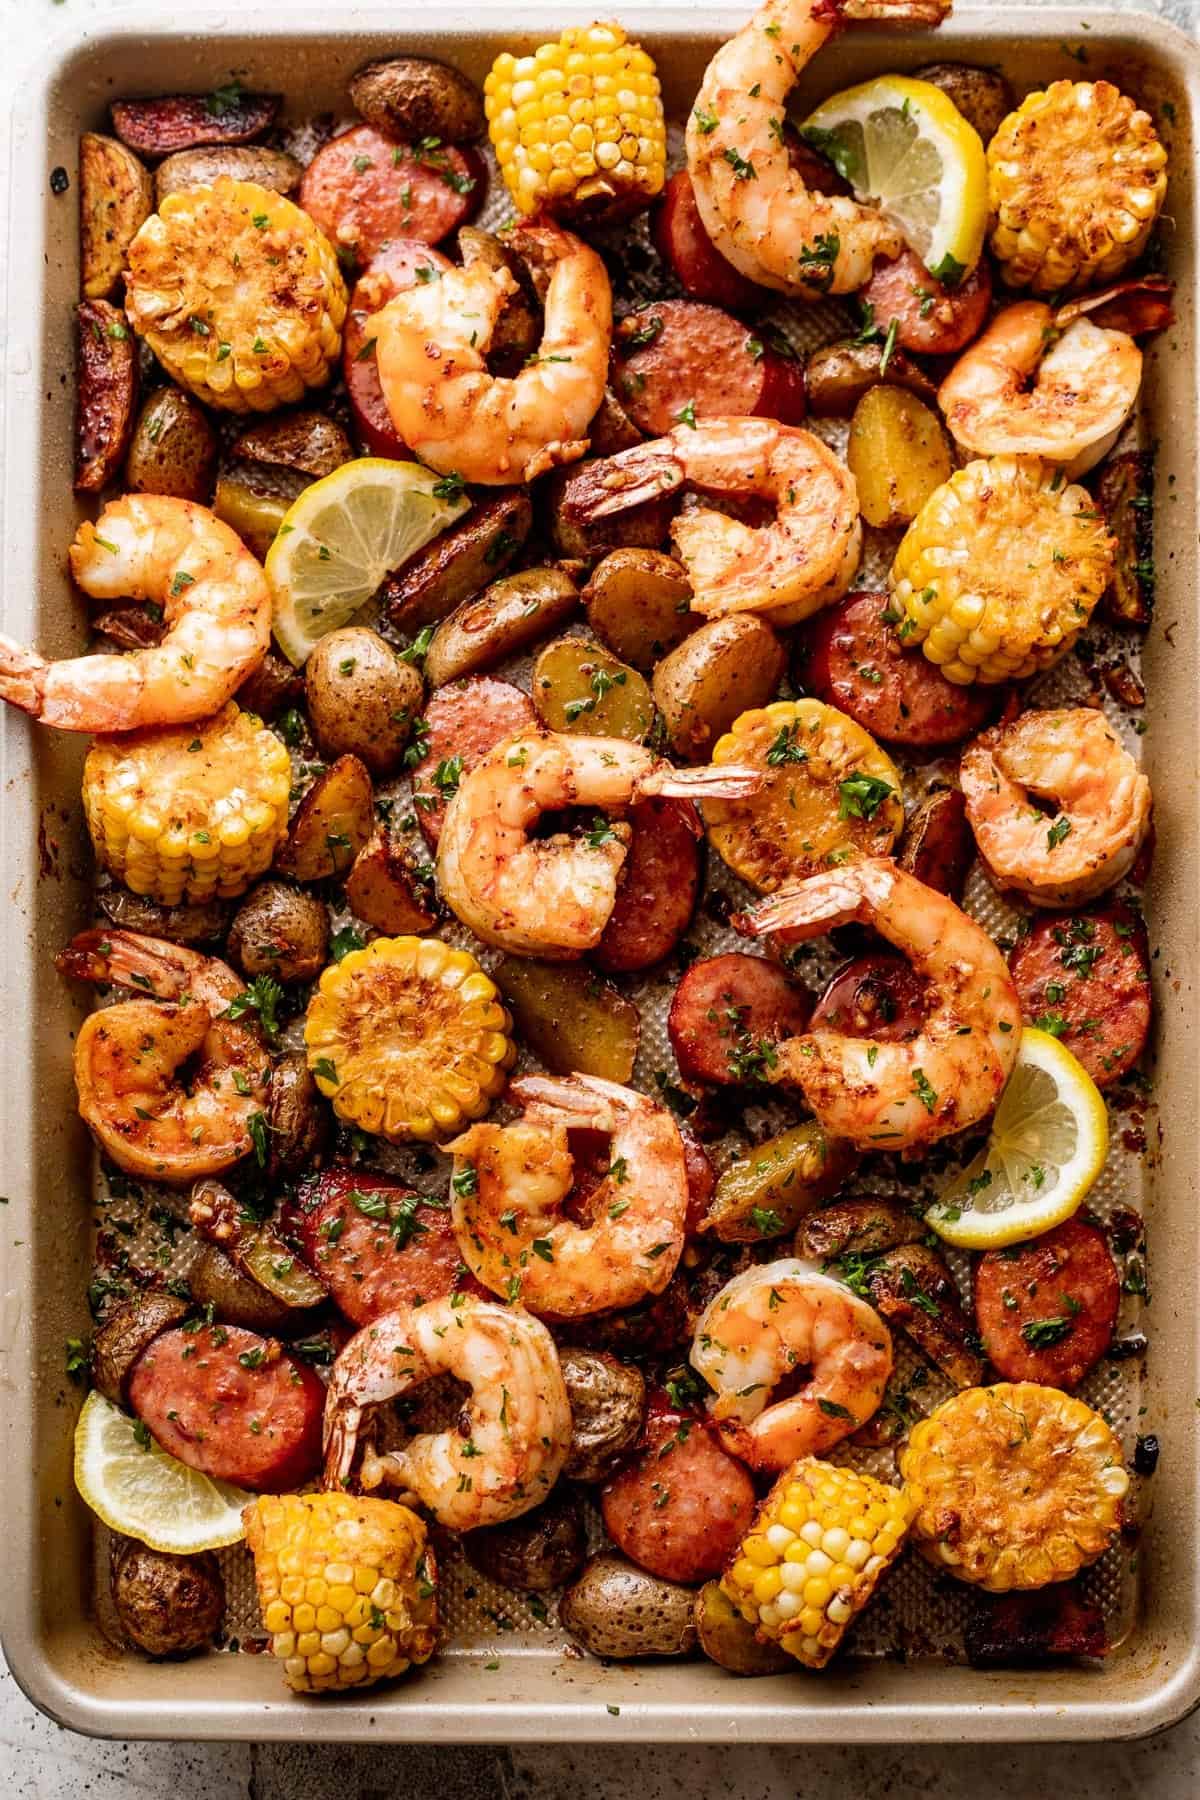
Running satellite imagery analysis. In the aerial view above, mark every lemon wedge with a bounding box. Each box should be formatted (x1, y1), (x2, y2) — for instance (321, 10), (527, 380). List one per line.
(74, 1390), (253, 1553)
(925, 1027), (1109, 1250)
(800, 75), (988, 282)
(267, 457), (471, 666)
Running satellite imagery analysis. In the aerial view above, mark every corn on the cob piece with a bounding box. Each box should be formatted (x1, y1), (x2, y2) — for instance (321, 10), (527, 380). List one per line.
(722, 1457), (913, 1670)
(125, 178), (347, 412)
(900, 1382), (1128, 1592)
(304, 934), (515, 1142)
(485, 23), (666, 221)
(988, 80), (1168, 293)
(82, 701), (291, 904)
(890, 455), (1116, 685)
(244, 1492), (438, 1694)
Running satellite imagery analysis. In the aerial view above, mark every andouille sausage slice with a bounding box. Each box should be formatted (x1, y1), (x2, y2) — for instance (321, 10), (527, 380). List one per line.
(411, 677), (537, 848)
(810, 952), (927, 1044)
(110, 92), (280, 157)
(600, 1394), (756, 1584)
(898, 789), (973, 901)
(299, 124), (483, 263)
(859, 247), (992, 356)
(668, 952), (813, 1086)
(127, 1323), (324, 1491)
(974, 1217), (1120, 1390)
(593, 797), (701, 974)
(612, 299), (806, 438)
(293, 1167), (479, 1326)
(799, 592), (994, 748)
(651, 170), (763, 312)
(342, 240), (453, 457)
(1009, 906), (1151, 1089)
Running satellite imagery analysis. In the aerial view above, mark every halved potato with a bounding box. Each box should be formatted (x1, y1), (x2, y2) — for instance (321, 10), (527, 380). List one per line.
(695, 1581), (791, 1676)
(582, 549), (698, 671)
(653, 616), (786, 763)
(532, 637), (653, 742)
(702, 1123), (856, 1243)
(345, 830), (438, 933)
(494, 958), (638, 1082)
(80, 131), (152, 300)
(847, 386), (953, 530)
(425, 566), (578, 687)
(274, 754), (373, 883)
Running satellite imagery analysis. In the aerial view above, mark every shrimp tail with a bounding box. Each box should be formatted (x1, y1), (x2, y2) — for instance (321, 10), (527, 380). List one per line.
(833, 0), (952, 23)
(561, 444), (685, 522)
(0, 635), (48, 718)
(734, 868), (878, 942)
(506, 1072), (620, 1130)
(641, 761), (764, 801)
(322, 1400), (363, 1491)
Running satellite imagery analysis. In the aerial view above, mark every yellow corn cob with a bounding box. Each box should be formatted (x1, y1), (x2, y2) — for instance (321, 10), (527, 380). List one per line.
(890, 455), (1115, 685)
(304, 934), (515, 1142)
(900, 1383), (1129, 1592)
(125, 178), (347, 412)
(988, 80), (1168, 293)
(485, 22), (666, 220)
(82, 702), (291, 904)
(722, 1458), (913, 1670)
(244, 1492), (438, 1694)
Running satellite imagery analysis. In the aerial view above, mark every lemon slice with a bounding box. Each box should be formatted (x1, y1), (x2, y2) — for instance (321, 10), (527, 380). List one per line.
(926, 1028), (1109, 1250)
(267, 457), (471, 666)
(800, 75), (988, 282)
(74, 1390), (253, 1553)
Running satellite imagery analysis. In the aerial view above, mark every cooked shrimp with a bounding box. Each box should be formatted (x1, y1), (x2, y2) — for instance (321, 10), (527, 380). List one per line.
(449, 1074), (688, 1317)
(566, 418), (861, 624)
(961, 708), (1151, 907)
(373, 220), (611, 484)
(323, 1295), (571, 1531)
(686, 0), (949, 297)
(57, 928), (268, 1184)
(737, 859), (1022, 1149)
(0, 496), (270, 733)
(437, 728), (761, 957)
(938, 303), (1142, 477)
(690, 1259), (893, 1469)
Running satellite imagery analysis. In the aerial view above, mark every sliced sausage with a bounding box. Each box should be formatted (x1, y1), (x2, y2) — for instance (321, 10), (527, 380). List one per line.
(342, 240), (453, 457)
(293, 1167), (477, 1326)
(600, 1394), (757, 1584)
(898, 789), (973, 900)
(799, 592), (995, 748)
(859, 247), (992, 356)
(1009, 905), (1151, 1088)
(411, 677), (536, 848)
(110, 92), (279, 157)
(681, 1128), (716, 1236)
(651, 170), (763, 312)
(127, 1323), (324, 1492)
(593, 798), (701, 974)
(810, 953), (927, 1044)
(668, 952), (813, 1087)
(298, 125), (483, 263)
(612, 299), (805, 438)
(864, 1243), (984, 1389)
(974, 1217), (1120, 1390)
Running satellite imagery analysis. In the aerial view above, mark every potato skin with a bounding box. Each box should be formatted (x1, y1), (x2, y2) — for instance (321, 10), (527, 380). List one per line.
(80, 132), (152, 300)
(232, 410), (352, 481)
(425, 567), (578, 687)
(154, 144), (302, 206)
(227, 880), (329, 983)
(345, 830), (439, 934)
(91, 1293), (189, 1404)
(805, 340), (938, 419)
(186, 1240), (301, 1335)
(560, 1348), (647, 1483)
(383, 491), (533, 633)
(653, 616), (785, 762)
(493, 958), (639, 1082)
(349, 56), (486, 144)
(112, 1541), (224, 1657)
(110, 92), (280, 157)
(533, 637), (654, 742)
(235, 648), (304, 722)
(213, 463), (307, 562)
(75, 299), (139, 493)
(847, 385), (953, 530)
(125, 386), (218, 502)
(695, 1581), (792, 1676)
(560, 1555), (698, 1660)
(274, 755), (374, 883)
(703, 1123), (856, 1242)
(583, 549), (698, 672)
(462, 1490), (586, 1592)
(98, 886), (228, 945)
(268, 1050), (331, 1182)
(913, 61), (1015, 146)
(304, 627), (423, 776)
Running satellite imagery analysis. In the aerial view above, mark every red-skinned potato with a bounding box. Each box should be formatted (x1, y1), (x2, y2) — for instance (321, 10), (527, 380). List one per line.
(75, 300), (138, 493)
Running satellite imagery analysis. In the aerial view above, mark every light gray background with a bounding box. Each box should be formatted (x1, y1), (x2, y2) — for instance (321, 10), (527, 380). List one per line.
(2, 0), (1198, 1791)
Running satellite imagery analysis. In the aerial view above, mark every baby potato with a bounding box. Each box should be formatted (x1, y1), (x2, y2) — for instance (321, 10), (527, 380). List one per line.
(805, 340), (938, 419)
(913, 61), (1015, 146)
(187, 1240), (303, 1335)
(126, 387), (219, 502)
(213, 463), (306, 561)
(653, 616), (786, 763)
(493, 958), (639, 1083)
(345, 830), (438, 934)
(702, 1123), (856, 1243)
(582, 549), (698, 672)
(694, 1582), (791, 1677)
(304, 627), (423, 777)
(232, 410), (352, 481)
(533, 637), (654, 742)
(267, 1050), (330, 1181)
(384, 491), (533, 634)
(154, 144), (302, 206)
(561, 1556), (698, 1660)
(847, 386), (953, 530)
(274, 755), (373, 883)
(348, 56), (485, 144)
(227, 879), (329, 983)
(462, 1490), (587, 1592)
(560, 1348), (647, 1483)
(425, 567), (578, 687)
(80, 132), (152, 301)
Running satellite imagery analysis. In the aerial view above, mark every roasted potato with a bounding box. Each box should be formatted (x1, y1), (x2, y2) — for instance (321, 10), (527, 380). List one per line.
(91, 1293), (189, 1404)
(155, 144), (302, 206)
(494, 958), (639, 1083)
(304, 627), (423, 776)
(98, 886), (228, 945)
(345, 830), (438, 933)
(268, 1050), (330, 1181)
(227, 880), (329, 982)
(913, 61), (1015, 146)
(190, 1183), (328, 1317)
(586, 384), (644, 458)
(383, 491), (533, 633)
(458, 227), (540, 376)
(1096, 450), (1154, 627)
(235, 648), (304, 721)
(425, 566), (579, 688)
(93, 606), (165, 649)
(125, 386), (218, 501)
(274, 754), (373, 883)
(847, 386), (953, 529)
(795, 1197), (925, 1261)
(80, 132), (152, 300)
(865, 1243), (985, 1390)
(560, 1348), (647, 1483)
(112, 1542), (224, 1658)
(804, 340), (938, 419)
(544, 460), (675, 562)
(213, 464), (307, 562)
(75, 299), (139, 493)
(462, 1491), (587, 1592)
(582, 550), (698, 671)
(898, 787), (973, 899)
(232, 410), (352, 481)
(349, 56), (486, 144)
(703, 1123), (856, 1243)
(110, 92), (280, 157)
(186, 1240), (306, 1335)
(561, 1556), (698, 1660)
(652, 615), (786, 762)
(694, 1582), (792, 1676)
(533, 637), (654, 742)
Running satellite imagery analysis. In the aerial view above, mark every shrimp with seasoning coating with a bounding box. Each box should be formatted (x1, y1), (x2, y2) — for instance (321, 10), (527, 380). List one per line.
(373, 221), (611, 485)
(323, 1295), (571, 1531)
(961, 708), (1151, 907)
(690, 1259), (894, 1469)
(737, 859), (1022, 1149)
(449, 1074), (688, 1317)
(436, 728), (761, 957)
(0, 496), (270, 732)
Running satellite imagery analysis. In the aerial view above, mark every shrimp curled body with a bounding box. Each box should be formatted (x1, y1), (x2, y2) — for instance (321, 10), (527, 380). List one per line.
(437, 728), (762, 957)
(373, 222), (612, 485)
(960, 708), (1151, 907)
(449, 1074), (688, 1317)
(323, 1295), (571, 1531)
(738, 859), (1022, 1149)
(690, 1259), (894, 1469)
(0, 496), (271, 732)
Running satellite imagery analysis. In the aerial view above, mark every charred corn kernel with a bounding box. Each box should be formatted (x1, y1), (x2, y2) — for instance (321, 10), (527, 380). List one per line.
(304, 935), (515, 1143)
(890, 456), (1115, 685)
(988, 80), (1168, 293)
(900, 1383), (1129, 1593)
(485, 24), (665, 220)
(721, 1458), (913, 1670)
(82, 702), (290, 904)
(244, 1492), (437, 1695)
(125, 178), (347, 413)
